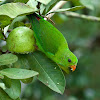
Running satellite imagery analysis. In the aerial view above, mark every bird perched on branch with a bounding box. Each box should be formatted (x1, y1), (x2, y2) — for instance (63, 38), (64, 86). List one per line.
(27, 13), (78, 73)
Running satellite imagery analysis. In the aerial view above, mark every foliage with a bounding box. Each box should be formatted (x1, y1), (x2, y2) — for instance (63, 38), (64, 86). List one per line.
(0, 0), (100, 100)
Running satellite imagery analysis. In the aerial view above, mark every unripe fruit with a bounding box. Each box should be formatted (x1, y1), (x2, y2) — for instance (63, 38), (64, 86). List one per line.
(7, 27), (35, 54)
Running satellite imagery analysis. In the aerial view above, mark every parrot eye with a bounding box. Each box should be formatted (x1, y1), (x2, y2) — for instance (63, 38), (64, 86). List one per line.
(68, 59), (71, 62)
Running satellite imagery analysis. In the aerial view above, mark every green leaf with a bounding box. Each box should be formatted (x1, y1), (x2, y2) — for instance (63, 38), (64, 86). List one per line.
(36, 0), (52, 5)
(9, 16), (26, 29)
(0, 30), (4, 40)
(0, 3), (37, 27)
(40, 4), (46, 14)
(0, 73), (4, 79)
(2, 76), (11, 88)
(27, 52), (66, 94)
(39, 0), (57, 14)
(48, 6), (85, 14)
(25, 23), (31, 28)
(15, 97), (21, 100)
(0, 88), (13, 100)
(0, 3), (37, 18)
(0, 54), (18, 66)
(0, 82), (6, 90)
(13, 54), (30, 69)
(70, 0), (82, 6)
(0, 15), (12, 28)
(4, 80), (21, 100)
(21, 77), (33, 84)
(80, 0), (94, 10)
(27, 0), (38, 10)
(0, 68), (39, 79)
(14, 0), (28, 3)
(12, 53), (65, 93)
(13, 21), (25, 28)
(45, 0), (57, 12)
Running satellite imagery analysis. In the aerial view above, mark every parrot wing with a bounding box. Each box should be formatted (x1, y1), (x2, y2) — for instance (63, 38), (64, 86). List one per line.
(27, 14), (68, 55)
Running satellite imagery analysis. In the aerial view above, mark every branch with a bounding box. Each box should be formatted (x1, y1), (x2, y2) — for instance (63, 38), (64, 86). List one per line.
(46, 1), (100, 22)
(46, 1), (67, 19)
(63, 11), (100, 22)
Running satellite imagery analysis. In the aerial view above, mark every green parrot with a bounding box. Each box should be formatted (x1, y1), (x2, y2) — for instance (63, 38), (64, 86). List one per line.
(27, 13), (78, 73)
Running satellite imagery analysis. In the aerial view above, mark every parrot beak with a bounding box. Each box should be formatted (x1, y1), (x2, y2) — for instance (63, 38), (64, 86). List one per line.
(70, 65), (76, 72)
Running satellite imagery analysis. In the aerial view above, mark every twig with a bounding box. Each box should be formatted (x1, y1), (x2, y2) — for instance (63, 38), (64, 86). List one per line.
(46, 1), (67, 19)
(45, 1), (100, 22)
(45, 16), (55, 24)
(63, 11), (100, 22)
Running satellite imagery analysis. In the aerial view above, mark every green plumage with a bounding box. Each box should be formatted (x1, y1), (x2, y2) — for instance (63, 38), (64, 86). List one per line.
(27, 13), (78, 73)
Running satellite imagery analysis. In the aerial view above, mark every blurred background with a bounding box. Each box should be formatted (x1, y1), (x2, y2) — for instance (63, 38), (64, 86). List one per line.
(1, 0), (100, 100)
(21, 1), (100, 100)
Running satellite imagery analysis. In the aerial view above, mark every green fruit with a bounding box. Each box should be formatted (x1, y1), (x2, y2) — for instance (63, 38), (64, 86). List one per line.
(7, 27), (35, 54)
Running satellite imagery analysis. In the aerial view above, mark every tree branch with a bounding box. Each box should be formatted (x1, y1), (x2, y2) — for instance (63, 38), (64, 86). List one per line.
(45, 1), (100, 22)
(45, 0), (100, 22)
(63, 11), (100, 22)
(46, 1), (67, 19)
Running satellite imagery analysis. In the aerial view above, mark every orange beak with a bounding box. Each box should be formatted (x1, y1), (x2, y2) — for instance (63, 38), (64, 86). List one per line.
(70, 65), (76, 72)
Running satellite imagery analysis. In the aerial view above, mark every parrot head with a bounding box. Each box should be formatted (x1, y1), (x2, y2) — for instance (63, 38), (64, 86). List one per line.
(56, 48), (78, 74)
(67, 52), (78, 72)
